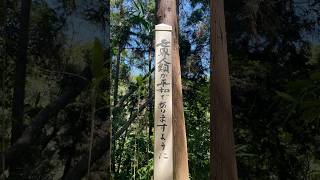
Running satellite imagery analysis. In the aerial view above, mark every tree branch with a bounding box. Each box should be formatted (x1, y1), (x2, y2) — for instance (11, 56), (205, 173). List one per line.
(114, 67), (154, 111)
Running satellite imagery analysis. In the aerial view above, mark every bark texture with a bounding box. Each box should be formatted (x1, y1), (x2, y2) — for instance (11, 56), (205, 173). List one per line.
(11, 0), (31, 144)
(156, 0), (189, 179)
(210, 0), (238, 179)
(9, 0), (32, 178)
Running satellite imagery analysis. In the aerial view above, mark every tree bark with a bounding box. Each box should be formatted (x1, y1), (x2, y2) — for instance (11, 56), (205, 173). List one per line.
(11, 0), (31, 144)
(9, 0), (32, 178)
(210, 0), (238, 179)
(1, 0), (8, 177)
(148, 48), (153, 156)
(156, 0), (189, 179)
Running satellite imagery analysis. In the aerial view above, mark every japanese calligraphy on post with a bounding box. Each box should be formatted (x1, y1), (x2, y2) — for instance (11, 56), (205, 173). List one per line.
(154, 24), (173, 180)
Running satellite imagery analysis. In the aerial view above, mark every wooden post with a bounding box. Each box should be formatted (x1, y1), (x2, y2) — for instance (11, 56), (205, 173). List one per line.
(156, 0), (189, 179)
(154, 24), (173, 180)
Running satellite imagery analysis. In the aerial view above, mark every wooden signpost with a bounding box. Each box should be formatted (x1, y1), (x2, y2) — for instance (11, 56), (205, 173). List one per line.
(154, 24), (173, 180)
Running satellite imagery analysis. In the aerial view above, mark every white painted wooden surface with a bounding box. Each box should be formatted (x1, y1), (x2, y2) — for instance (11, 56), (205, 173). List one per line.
(154, 23), (173, 180)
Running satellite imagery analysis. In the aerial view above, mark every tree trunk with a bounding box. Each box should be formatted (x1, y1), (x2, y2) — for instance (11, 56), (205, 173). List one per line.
(148, 48), (153, 157)
(9, 0), (32, 178)
(113, 45), (122, 106)
(156, 0), (189, 179)
(210, 0), (238, 179)
(1, 0), (8, 177)
(11, 0), (31, 144)
(104, 1), (111, 177)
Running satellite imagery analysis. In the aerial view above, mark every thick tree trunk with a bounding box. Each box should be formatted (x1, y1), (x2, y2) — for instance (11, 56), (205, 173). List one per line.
(210, 0), (238, 179)
(1, 0), (8, 178)
(11, 0), (31, 144)
(9, 0), (32, 178)
(156, 0), (189, 179)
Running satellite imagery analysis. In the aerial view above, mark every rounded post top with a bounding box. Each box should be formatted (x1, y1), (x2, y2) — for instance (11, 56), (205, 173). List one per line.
(155, 24), (172, 31)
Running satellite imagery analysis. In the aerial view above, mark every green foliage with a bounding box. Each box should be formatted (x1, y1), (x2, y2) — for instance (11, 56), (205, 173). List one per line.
(137, 159), (154, 179)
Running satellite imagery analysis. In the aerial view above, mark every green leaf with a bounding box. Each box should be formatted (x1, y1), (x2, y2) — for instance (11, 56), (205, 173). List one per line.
(139, 0), (146, 15)
(91, 38), (104, 78)
(135, 75), (145, 86)
(276, 91), (296, 102)
(130, 15), (149, 30)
